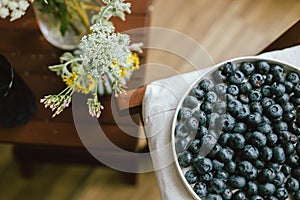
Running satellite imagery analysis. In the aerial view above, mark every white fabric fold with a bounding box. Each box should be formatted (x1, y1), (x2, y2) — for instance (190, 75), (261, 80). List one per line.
(143, 45), (300, 200)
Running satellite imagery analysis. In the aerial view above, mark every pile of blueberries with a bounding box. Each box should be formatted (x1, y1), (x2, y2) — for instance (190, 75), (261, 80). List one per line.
(175, 60), (300, 200)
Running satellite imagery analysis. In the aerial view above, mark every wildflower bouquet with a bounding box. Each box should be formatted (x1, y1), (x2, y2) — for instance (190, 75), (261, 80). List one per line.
(0, 0), (143, 118)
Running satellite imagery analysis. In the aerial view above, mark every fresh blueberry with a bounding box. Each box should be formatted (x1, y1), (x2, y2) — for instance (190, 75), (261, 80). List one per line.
(293, 83), (300, 97)
(242, 144), (259, 161)
(239, 82), (253, 93)
(249, 90), (262, 102)
(213, 70), (227, 82)
(266, 133), (278, 147)
(190, 88), (205, 100)
(228, 133), (245, 150)
(210, 178), (225, 194)
(197, 172), (213, 183)
(284, 80), (294, 94)
(274, 187), (289, 200)
(215, 83), (227, 96)
(241, 61), (255, 75)
(214, 101), (227, 114)
(199, 79), (214, 92)
(184, 169), (198, 184)
(201, 134), (217, 156)
(193, 110), (207, 126)
(185, 117), (199, 131)
(233, 122), (247, 133)
(221, 62), (237, 76)
(281, 164), (292, 176)
(218, 147), (234, 163)
(283, 112), (295, 122)
(247, 113), (263, 128)
(227, 99), (243, 117)
(175, 123), (189, 138)
(232, 191), (246, 200)
(261, 97), (275, 109)
(253, 160), (265, 170)
(272, 83), (286, 97)
(218, 132), (231, 147)
(188, 138), (201, 154)
(222, 188), (233, 200)
(237, 104), (251, 120)
(207, 143), (222, 159)
(267, 104), (283, 119)
(205, 91), (218, 103)
(286, 152), (299, 167)
(258, 183), (276, 196)
(265, 74), (273, 85)
(193, 182), (207, 198)
(261, 85), (272, 97)
(256, 60), (270, 74)
(273, 171), (286, 187)
(260, 167), (276, 182)
(258, 123), (272, 134)
(227, 84), (239, 96)
(286, 71), (300, 84)
(270, 65), (285, 83)
(250, 101), (263, 114)
(194, 157), (213, 174)
(196, 126), (208, 139)
(272, 146), (286, 164)
(274, 121), (288, 132)
(260, 147), (273, 162)
(285, 177), (299, 192)
(178, 107), (193, 120)
(249, 73), (264, 88)
(283, 102), (294, 113)
(245, 181), (258, 196)
(229, 70), (245, 85)
(200, 101), (214, 114)
(275, 93), (289, 105)
(215, 169), (229, 181)
(228, 175), (246, 189)
(183, 95), (199, 109)
(175, 138), (188, 153)
(212, 159), (224, 171)
(238, 160), (257, 180)
(178, 151), (193, 167)
(217, 114), (236, 132)
(224, 160), (237, 174)
(248, 131), (267, 148)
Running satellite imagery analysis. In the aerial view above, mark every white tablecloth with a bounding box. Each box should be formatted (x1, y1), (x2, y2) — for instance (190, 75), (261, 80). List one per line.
(142, 45), (300, 199)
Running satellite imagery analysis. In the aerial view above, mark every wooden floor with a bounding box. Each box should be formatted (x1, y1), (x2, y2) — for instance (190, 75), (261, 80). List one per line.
(0, 1), (299, 199)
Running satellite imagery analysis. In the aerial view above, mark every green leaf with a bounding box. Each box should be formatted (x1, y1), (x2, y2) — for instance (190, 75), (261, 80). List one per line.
(59, 6), (69, 36)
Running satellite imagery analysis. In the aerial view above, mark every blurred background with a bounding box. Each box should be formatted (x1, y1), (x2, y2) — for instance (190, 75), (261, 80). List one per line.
(0, 0), (299, 199)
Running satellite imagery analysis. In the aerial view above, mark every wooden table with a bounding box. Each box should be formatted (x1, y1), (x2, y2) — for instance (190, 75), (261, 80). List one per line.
(0, 0), (153, 184)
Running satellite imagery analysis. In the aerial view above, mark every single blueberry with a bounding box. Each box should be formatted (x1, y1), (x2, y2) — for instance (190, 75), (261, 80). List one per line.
(222, 188), (233, 200)
(221, 62), (237, 76)
(241, 61), (255, 75)
(184, 169), (198, 184)
(227, 84), (239, 96)
(275, 93), (289, 105)
(256, 60), (270, 74)
(260, 147), (273, 162)
(175, 123), (189, 138)
(183, 95), (199, 109)
(200, 101), (214, 114)
(199, 79), (214, 92)
(178, 151), (193, 167)
(286, 71), (300, 84)
(285, 177), (299, 192)
(210, 178), (225, 194)
(245, 181), (258, 196)
(284, 80), (294, 94)
(272, 146), (286, 163)
(193, 110), (206, 126)
(232, 191), (246, 200)
(228, 175), (246, 189)
(185, 117), (199, 131)
(273, 171), (286, 187)
(261, 85), (272, 97)
(239, 82), (253, 93)
(229, 70), (245, 85)
(205, 91), (218, 103)
(272, 83), (286, 97)
(218, 147), (234, 163)
(190, 88), (205, 100)
(274, 187), (289, 200)
(249, 90), (262, 102)
(188, 138), (201, 154)
(178, 107), (193, 120)
(241, 144), (259, 161)
(258, 183), (276, 196)
(260, 167), (276, 182)
(261, 97), (275, 109)
(249, 73), (264, 88)
(267, 104), (283, 119)
(214, 83), (227, 96)
(193, 182), (207, 198)
(175, 138), (188, 153)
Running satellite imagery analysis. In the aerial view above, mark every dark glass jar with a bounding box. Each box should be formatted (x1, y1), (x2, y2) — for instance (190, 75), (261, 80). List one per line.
(0, 54), (36, 127)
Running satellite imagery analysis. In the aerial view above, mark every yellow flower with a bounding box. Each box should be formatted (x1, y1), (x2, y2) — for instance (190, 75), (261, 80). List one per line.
(110, 59), (119, 68)
(127, 53), (140, 70)
(119, 66), (129, 77)
(75, 74), (96, 94)
(63, 72), (77, 87)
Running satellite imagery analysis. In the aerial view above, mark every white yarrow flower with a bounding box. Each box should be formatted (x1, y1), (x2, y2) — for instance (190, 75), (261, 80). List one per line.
(0, 7), (9, 18)
(0, 0), (32, 21)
